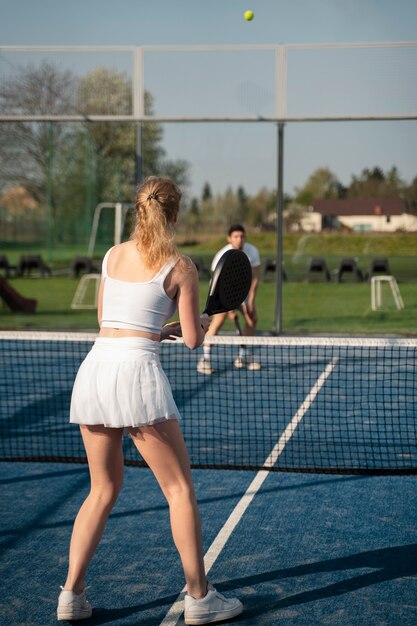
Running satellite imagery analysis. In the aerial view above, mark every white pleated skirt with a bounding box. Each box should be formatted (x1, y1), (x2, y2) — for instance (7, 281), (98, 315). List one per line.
(70, 337), (181, 428)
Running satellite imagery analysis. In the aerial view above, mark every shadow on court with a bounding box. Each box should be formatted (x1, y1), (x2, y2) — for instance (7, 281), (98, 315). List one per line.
(215, 544), (417, 622)
(83, 593), (180, 626)
(1, 470), (362, 538)
(0, 468), (90, 550)
(2, 459), (416, 626)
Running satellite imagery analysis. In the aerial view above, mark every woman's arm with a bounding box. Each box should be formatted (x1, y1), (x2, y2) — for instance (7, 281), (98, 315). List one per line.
(176, 258), (210, 350)
(97, 278), (104, 328)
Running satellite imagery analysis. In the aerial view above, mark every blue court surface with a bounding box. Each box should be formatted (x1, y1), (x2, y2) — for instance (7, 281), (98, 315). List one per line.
(1, 461), (417, 626)
(1, 334), (416, 624)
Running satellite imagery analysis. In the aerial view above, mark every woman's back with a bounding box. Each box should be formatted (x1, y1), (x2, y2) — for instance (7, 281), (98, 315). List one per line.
(100, 241), (179, 336)
(105, 241), (173, 284)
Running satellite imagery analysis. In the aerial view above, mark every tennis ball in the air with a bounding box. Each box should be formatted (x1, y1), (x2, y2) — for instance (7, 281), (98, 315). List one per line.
(244, 10), (254, 21)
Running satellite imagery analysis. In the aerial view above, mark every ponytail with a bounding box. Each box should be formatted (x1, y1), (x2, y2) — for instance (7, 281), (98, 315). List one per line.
(133, 176), (182, 270)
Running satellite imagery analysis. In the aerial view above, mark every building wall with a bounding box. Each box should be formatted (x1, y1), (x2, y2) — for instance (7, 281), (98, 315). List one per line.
(299, 212), (322, 232)
(301, 212), (417, 233)
(339, 214), (417, 233)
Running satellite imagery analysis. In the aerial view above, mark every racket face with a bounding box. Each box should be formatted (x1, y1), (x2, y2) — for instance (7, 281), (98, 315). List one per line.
(204, 249), (252, 315)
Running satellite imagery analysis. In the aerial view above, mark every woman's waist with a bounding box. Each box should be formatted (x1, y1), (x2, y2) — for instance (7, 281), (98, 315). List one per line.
(99, 326), (160, 342)
(90, 335), (162, 360)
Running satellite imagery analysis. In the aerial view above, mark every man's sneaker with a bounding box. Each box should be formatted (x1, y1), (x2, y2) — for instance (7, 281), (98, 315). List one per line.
(234, 356), (261, 371)
(197, 358), (214, 375)
(234, 356), (245, 369)
(246, 359), (261, 371)
(57, 587), (92, 621)
(184, 582), (243, 625)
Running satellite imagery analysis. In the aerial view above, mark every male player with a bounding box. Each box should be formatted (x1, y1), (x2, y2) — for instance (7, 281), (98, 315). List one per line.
(197, 224), (261, 374)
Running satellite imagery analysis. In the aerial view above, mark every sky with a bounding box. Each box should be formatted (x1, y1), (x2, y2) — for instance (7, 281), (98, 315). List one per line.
(1, 0), (417, 201)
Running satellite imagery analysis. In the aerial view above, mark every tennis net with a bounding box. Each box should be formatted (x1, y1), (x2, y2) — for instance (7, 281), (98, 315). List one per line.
(1, 331), (416, 475)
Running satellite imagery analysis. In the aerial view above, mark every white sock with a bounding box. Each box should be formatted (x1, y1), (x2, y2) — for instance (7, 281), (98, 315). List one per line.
(203, 344), (211, 361)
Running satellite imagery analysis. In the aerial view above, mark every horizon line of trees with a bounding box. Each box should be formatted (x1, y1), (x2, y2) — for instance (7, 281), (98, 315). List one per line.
(183, 166), (417, 234)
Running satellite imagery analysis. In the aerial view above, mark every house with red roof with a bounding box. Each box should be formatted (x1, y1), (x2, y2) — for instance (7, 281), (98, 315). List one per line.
(301, 198), (417, 232)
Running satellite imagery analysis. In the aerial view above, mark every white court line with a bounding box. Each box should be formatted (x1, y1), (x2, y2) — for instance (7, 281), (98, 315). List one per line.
(159, 358), (338, 626)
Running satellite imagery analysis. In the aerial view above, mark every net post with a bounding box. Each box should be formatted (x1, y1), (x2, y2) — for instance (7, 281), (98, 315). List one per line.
(274, 122), (285, 334)
(274, 45), (286, 335)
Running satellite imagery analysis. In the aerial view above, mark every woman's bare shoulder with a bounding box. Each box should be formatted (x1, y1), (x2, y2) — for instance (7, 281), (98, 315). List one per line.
(109, 241), (135, 258)
(118, 240), (136, 252)
(179, 254), (196, 269)
(172, 255), (198, 284)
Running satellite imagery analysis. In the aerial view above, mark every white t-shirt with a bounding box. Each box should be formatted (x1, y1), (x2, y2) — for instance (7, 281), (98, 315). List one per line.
(211, 242), (261, 272)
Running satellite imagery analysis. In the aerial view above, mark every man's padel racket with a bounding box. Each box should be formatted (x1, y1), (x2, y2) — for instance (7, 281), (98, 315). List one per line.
(202, 249), (252, 317)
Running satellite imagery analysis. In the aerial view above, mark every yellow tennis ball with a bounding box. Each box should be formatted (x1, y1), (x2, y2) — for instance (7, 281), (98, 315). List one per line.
(244, 10), (254, 21)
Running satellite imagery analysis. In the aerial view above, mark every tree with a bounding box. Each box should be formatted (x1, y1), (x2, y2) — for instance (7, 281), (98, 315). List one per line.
(283, 202), (308, 232)
(0, 61), (76, 206)
(202, 182), (212, 202)
(199, 183), (215, 227)
(246, 187), (276, 227)
(347, 166), (405, 198)
(76, 68), (190, 202)
(210, 186), (239, 227)
(295, 167), (341, 206)
(182, 197), (201, 235)
(404, 175), (417, 215)
(0, 63), (190, 244)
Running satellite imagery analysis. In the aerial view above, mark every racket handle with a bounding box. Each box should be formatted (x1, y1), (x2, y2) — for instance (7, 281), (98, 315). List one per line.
(234, 315), (242, 336)
(200, 313), (211, 332)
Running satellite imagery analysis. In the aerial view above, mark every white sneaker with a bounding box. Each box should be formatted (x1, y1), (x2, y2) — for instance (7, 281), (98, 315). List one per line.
(234, 356), (261, 371)
(57, 587), (92, 621)
(234, 356), (245, 369)
(197, 358), (214, 375)
(184, 583), (243, 625)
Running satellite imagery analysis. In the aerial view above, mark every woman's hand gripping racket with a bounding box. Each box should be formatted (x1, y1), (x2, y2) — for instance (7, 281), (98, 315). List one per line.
(201, 249), (252, 321)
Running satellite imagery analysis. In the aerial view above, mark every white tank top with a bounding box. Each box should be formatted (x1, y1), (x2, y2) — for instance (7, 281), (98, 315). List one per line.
(100, 247), (178, 334)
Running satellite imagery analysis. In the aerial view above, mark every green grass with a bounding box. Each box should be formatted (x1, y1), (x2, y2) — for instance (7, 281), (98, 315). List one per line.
(1, 245), (93, 266)
(3, 232), (417, 263)
(1, 277), (416, 336)
(181, 233), (417, 283)
(180, 232), (417, 257)
(1, 232), (416, 335)
(0, 279), (98, 331)
(281, 283), (417, 335)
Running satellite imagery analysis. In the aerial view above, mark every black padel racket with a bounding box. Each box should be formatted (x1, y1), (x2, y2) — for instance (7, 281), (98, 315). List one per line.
(202, 249), (252, 317)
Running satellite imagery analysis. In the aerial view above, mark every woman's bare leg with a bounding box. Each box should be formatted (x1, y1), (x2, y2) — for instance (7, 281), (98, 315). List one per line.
(129, 420), (207, 599)
(63, 425), (124, 593)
